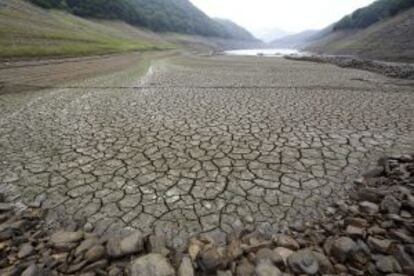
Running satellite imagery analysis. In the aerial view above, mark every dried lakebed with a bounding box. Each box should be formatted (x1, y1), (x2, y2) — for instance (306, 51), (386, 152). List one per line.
(0, 54), (413, 248)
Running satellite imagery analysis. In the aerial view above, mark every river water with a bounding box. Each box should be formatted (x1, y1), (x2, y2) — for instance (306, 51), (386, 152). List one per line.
(225, 48), (302, 57)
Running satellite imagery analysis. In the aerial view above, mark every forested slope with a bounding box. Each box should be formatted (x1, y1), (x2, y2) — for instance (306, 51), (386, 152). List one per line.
(28, 0), (256, 40)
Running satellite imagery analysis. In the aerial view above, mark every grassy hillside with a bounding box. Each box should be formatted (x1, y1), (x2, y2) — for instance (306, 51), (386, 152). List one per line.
(214, 19), (257, 41)
(334, 0), (414, 30)
(306, 7), (414, 61)
(27, 0), (256, 41)
(0, 0), (173, 58)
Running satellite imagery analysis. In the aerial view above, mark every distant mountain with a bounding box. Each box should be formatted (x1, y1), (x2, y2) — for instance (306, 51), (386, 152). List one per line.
(27, 0), (257, 40)
(268, 30), (319, 48)
(253, 27), (289, 43)
(214, 19), (258, 41)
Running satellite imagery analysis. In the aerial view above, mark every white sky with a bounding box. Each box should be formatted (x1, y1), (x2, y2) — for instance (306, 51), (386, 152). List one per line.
(190, 0), (376, 33)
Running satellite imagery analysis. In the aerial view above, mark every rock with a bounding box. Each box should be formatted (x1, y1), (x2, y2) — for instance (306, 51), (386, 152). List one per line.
(255, 260), (282, 276)
(85, 244), (105, 263)
(345, 225), (365, 238)
(199, 247), (225, 271)
(83, 259), (108, 271)
(50, 231), (83, 247)
(354, 177), (365, 185)
(273, 247), (293, 266)
(108, 266), (123, 276)
(0, 203), (12, 212)
(287, 249), (319, 275)
(21, 264), (42, 276)
(367, 237), (393, 254)
(217, 271), (233, 276)
(18, 243), (34, 259)
(75, 238), (99, 256)
(255, 248), (283, 266)
(376, 255), (402, 273)
(349, 240), (371, 267)
(390, 244), (414, 273)
(381, 196), (401, 214)
(389, 229), (414, 244)
(178, 256), (194, 276)
(363, 166), (384, 178)
(147, 234), (170, 256)
(107, 231), (144, 258)
(273, 234), (300, 250)
(84, 222), (94, 233)
(130, 253), (175, 276)
(236, 258), (254, 276)
(330, 237), (357, 262)
(359, 201), (379, 215)
(313, 251), (334, 274)
(345, 217), (369, 228)
(188, 238), (203, 261)
(226, 239), (243, 261)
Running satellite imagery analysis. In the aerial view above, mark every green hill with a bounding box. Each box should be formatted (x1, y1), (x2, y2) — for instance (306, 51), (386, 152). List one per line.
(0, 0), (172, 58)
(334, 0), (414, 30)
(28, 0), (256, 40)
(303, 0), (414, 61)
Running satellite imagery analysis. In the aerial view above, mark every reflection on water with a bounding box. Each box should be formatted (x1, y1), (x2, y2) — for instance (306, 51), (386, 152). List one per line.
(225, 48), (302, 57)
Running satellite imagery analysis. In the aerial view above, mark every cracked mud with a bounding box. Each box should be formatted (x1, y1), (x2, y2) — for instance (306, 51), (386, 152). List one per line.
(0, 54), (413, 246)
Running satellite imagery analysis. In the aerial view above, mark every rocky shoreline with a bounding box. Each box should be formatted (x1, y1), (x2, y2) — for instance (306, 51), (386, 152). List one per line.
(285, 55), (414, 80)
(1, 153), (413, 276)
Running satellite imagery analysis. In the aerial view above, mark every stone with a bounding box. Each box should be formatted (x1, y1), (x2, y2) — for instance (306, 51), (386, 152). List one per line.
(313, 251), (334, 274)
(273, 234), (300, 250)
(83, 259), (108, 272)
(107, 231), (144, 258)
(108, 266), (123, 276)
(50, 231), (83, 246)
(85, 244), (105, 263)
(255, 260), (282, 276)
(363, 167), (384, 178)
(178, 256), (194, 276)
(390, 244), (414, 273)
(0, 203), (12, 212)
(84, 222), (94, 232)
(381, 195), (401, 214)
(376, 255), (402, 273)
(345, 225), (365, 238)
(255, 248), (283, 266)
(21, 264), (42, 276)
(236, 258), (254, 276)
(359, 201), (379, 215)
(389, 229), (414, 244)
(148, 234), (170, 256)
(367, 237), (393, 254)
(349, 240), (371, 267)
(330, 237), (357, 262)
(287, 249), (319, 275)
(345, 217), (369, 228)
(188, 238), (203, 261)
(217, 271), (232, 276)
(226, 239), (243, 261)
(18, 243), (34, 259)
(273, 247), (293, 265)
(75, 238), (99, 256)
(130, 253), (175, 276)
(199, 247), (225, 271)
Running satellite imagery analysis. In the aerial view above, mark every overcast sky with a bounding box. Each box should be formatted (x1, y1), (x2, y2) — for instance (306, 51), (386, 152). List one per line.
(190, 0), (376, 33)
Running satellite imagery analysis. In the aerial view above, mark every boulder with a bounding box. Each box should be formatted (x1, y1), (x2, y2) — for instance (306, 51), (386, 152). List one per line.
(130, 253), (175, 276)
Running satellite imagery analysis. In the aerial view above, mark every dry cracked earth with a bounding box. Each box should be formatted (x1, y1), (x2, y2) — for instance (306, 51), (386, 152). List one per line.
(0, 53), (413, 249)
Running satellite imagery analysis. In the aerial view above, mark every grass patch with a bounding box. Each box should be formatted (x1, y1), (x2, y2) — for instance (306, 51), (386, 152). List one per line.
(0, 0), (173, 58)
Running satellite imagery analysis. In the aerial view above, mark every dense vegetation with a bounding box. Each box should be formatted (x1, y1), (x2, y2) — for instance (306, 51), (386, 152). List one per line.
(27, 0), (255, 40)
(334, 0), (414, 30)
